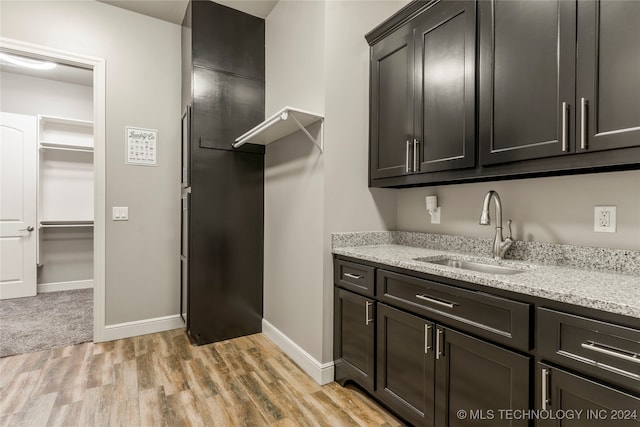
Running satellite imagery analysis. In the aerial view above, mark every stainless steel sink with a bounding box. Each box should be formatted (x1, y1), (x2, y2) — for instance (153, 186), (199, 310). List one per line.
(416, 257), (525, 275)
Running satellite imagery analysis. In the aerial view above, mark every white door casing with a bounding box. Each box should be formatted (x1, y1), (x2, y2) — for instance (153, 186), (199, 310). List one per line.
(0, 112), (37, 299)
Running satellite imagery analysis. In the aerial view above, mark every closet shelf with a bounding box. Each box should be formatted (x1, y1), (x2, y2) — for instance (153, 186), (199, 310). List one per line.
(40, 141), (93, 153)
(233, 106), (324, 152)
(39, 115), (93, 128)
(39, 220), (94, 228)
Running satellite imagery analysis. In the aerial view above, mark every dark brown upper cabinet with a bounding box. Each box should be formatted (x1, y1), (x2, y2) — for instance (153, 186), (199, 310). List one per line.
(480, 0), (640, 166)
(479, 0), (576, 165)
(413, 1), (476, 173)
(366, 0), (640, 188)
(576, 0), (640, 153)
(368, 0), (476, 180)
(369, 24), (413, 180)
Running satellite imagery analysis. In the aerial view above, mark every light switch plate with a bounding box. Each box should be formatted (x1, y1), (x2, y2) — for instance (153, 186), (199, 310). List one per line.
(112, 206), (129, 221)
(594, 206), (616, 233)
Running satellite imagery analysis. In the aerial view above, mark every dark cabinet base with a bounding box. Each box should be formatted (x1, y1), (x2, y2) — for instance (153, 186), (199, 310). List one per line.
(334, 288), (375, 392)
(537, 364), (640, 427)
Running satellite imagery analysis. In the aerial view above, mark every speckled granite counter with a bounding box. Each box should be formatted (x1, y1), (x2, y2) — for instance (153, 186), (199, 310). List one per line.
(332, 232), (640, 319)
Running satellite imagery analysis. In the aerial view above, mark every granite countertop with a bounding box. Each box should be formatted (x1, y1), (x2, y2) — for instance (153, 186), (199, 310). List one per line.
(332, 232), (640, 319)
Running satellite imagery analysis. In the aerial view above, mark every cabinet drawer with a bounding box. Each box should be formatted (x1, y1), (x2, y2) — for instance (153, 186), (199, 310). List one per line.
(377, 269), (531, 351)
(334, 260), (375, 297)
(538, 308), (640, 393)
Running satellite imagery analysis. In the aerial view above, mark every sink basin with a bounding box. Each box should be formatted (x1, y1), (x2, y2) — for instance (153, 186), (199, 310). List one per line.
(416, 257), (525, 275)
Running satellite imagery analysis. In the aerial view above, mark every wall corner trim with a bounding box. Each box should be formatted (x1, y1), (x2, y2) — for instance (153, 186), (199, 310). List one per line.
(101, 314), (184, 342)
(262, 319), (334, 385)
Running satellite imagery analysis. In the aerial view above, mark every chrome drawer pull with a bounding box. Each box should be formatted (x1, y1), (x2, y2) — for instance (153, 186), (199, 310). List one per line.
(541, 368), (550, 410)
(343, 273), (362, 280)
(413, 139), (420, 172)
(580, 97), (588, 150)
(561, 102), (568, 152)
(416, 294), (457, 309)
(365, 301), (373, 326)
(425, 324), (432, 354)
(581, 341), (640, 364)
(406, 140), (412, 173)
(436, 328), (444, 359)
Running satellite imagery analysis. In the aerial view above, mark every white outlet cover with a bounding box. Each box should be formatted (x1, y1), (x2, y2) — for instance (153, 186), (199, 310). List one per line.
(594, 206), (616, 233)
(430, 207), (441, 224)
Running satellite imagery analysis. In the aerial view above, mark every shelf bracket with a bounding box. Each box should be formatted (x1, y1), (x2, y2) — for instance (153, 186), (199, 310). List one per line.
(288, 111), (323, 152)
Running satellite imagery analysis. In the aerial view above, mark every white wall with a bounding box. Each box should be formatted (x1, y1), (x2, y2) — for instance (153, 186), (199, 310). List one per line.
(0, 71), (93, 120)
(264, 0), (400, 367)
(264, 0), (327, 362)
(397, 170), (640, 250)
(321, 0), (399, 362)
(0, 1), (181, 325)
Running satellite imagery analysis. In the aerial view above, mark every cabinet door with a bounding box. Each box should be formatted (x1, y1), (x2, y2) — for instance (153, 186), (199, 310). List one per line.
(576, 0), (640, 153)
(376, 303), (435, 427)
(538, 364), (640, 427)
(334, 288), (375, 392)
(413, 0), (476, 173)
(479, 0), (576, 165)
(435, 327), (530, 427)
(370, 24), (414, 180)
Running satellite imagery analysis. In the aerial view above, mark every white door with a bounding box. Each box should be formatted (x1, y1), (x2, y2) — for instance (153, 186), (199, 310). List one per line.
(0, 112), (37, 299)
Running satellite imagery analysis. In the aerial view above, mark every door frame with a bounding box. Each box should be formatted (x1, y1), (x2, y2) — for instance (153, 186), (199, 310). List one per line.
(0, 37), (107, 342)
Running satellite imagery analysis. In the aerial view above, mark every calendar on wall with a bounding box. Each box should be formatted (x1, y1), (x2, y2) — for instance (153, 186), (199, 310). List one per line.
(126, 127), (157, 166)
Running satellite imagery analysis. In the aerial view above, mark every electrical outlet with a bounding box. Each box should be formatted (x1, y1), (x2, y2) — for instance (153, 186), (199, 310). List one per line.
(594, 206), (616, 233)
(430, 207), (441, 224)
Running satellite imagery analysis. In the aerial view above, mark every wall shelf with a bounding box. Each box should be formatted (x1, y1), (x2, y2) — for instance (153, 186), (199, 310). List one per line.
(233, 106), (324, 152)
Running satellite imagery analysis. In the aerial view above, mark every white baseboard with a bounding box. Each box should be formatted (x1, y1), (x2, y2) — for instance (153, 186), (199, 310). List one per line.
(262, 319), (334, 385)
(101, 314), (184, 342)
(38, 279), (94, 293)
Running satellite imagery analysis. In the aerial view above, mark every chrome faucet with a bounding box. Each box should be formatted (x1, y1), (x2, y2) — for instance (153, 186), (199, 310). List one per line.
(479, 190), (514, 259)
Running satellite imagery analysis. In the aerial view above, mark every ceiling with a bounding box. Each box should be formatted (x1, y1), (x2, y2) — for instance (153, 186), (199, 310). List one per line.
(96, 0), (279, 24)
(0, 52), (93, 87)
(0, 1), (279, 87)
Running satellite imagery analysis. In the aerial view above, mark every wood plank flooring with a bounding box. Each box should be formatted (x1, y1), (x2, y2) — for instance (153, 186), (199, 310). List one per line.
(0, 329), (403, 426)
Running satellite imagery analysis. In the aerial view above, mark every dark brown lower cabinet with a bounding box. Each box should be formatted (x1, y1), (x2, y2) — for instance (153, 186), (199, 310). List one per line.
(334, 258), (638, 427)
(377, 304), (436, 426)
(537, 364), (640, 427)
(376, 303), (530, 427)
(436, 327), (530, 427)
(334, 288), (375, 392)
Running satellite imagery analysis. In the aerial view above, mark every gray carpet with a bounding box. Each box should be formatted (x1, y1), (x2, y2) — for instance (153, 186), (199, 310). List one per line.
(0, 289), (93, 358)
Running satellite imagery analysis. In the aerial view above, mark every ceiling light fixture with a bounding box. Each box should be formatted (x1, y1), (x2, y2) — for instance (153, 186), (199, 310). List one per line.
(0, 52), (57, 70)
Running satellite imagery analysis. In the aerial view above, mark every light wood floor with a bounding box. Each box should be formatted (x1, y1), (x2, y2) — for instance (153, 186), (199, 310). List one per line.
(0, 329), (402, 426)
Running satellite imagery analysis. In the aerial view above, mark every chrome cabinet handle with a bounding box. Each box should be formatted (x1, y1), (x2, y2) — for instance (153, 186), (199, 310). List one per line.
(424, 324), (432, 354)
(541, 368), (550, 410)
(416, 294), (457, 309)
(581, 341), (640, 364)
(413, 139), (420, 172)
(580, 98), (588, 150)
(406, 140), (411, 173)
(343, 273), (362, 280)
(436, 328), (444, 359)
(561, 102), (568, 152)
(19, 226), (34, 232)
(365, 301), (373, 326)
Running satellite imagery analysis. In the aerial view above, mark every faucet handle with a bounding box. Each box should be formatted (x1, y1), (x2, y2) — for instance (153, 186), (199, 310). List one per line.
(506, 219), (513, 239)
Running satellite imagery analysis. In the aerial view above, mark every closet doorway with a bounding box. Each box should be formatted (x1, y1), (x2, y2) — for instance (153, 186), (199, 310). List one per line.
(0, 40), (106, 354)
